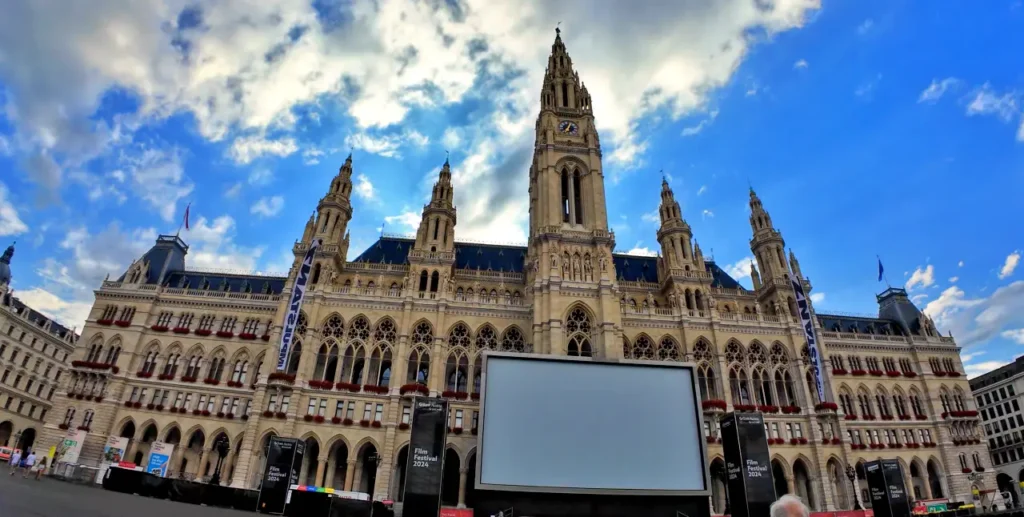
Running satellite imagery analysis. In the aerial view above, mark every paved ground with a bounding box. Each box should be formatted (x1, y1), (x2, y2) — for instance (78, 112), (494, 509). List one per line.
(0, 471), (253, 517)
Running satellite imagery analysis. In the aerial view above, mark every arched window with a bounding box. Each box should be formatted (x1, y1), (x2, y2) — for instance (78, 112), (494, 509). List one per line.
(62, 407), (76, 426)
(565, 308), (592, 357)
(311, 263), (321, 284)
(445, 353), (469, 392)
(429, 271), (440, 293)
(774, 370), (795, 407)
(572, 169), (583, 225)
(286, 342), (302, 376)
(418, 271), (428, 292)
(729, 367), (750, 405)
(698, 363), (717, 401)
(752, 368), (772, 406)
(560, 168), (570, 223)
(185, 353), (203, 379)
(407, 347), (431, 385)
(501, 327), (527, 352)
(657, 338), (680, 361)
(231, 360), (249, 384)
(629, 336), (655, 360)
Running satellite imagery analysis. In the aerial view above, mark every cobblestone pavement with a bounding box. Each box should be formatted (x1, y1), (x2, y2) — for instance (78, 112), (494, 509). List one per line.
(0, 472), (253, 517)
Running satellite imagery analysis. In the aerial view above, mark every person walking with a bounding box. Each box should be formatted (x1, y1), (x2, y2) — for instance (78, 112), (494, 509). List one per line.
(31, 456), (47, 480)
(8, 448), (21, 475)
(21, 451), (36, 479)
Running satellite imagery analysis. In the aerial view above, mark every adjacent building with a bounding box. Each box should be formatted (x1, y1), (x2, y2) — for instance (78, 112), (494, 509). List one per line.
(38, 30), (992, 513)
(0, 243), (79, 451)
(969, 356), (1024, 505)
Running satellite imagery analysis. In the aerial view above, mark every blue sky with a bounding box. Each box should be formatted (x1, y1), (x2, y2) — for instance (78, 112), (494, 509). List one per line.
(0, 0), (1022, 376)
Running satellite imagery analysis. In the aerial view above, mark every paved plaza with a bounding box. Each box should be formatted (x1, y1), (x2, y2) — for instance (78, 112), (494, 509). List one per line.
(0, 473), (252, 517)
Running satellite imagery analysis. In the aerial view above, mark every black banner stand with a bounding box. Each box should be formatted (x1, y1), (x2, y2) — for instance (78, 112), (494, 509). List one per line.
(721, 412), (776, 517)
(865, 459), (911, 517)
(402, 397), (449, 517)
(257, 437), (306, 515)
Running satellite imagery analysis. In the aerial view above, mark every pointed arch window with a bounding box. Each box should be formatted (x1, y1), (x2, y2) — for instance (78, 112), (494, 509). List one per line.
(418, 271), (428, 292)
(565, 308), (592, 357)
(572, 169), (583, 225)
(429, 271), (440, 293)
(311, 263), (321, 285)
(697, 363), (717, 401)
(560, 168), (570, 223)
(561, 81), (569, 107)
(729, 367), (751, 405)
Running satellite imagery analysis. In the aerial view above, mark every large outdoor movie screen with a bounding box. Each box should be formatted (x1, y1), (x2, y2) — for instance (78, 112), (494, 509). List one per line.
(476, 353), (709, 495)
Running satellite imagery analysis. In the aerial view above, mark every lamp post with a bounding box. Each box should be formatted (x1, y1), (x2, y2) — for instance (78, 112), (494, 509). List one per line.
(208, 434), (230, 485)
(846, 464), (862, 510)
(11, 431), (21, 451)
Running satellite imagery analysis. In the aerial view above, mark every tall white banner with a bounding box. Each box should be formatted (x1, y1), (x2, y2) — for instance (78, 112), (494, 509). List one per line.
(277, 238), (321, 370)
(792, 278), (826, 403)
(57, 428), (88, 464)
(96, 435), (130, 484)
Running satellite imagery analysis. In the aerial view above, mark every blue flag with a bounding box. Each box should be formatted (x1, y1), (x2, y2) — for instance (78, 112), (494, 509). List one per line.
(877, 258), (884, 282)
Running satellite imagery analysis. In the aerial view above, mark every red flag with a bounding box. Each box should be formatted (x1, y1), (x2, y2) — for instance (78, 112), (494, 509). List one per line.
(184, 203), (191, 231)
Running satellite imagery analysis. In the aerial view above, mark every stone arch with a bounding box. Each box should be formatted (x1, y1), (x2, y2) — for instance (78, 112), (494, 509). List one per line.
(499, 325), (528, 352)
(208, 426), (231, 446)
(256, 428), (281, 448)
(625, 332), (656, 360)
(208, 344), (228, 359)
(562, 301), (596, 322)
(298, 431), (323, 450)
(228, 347), (251, 364)
(724, 339), (745, 364)
(656, 334), (681, 361)
(115, 416), (137, 436)
(747, 340), (769, 365)
(792, 456), (817, 510)
(464, 446), (477, 469)
(324, 434), (351, 455)
(445, 443), (464, 464)
(320, 312), (345, 330)
(553, 156), (591, 178)
(409, 319), (434, 344)
(353, 436), (382, 455)
(165, 341), (184, 355)
(137, 418), (159, 437)
(771, 455), (790, 498)
(161, 423), (182, 441)
(185, 343), (206, 357)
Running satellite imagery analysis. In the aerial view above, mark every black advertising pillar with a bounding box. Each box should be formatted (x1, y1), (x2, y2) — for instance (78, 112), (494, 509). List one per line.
(257, 437), (306, 515)
(403, 397), (449, 517)
(865, 459), (911, 517)
(721, 412), (776, 517)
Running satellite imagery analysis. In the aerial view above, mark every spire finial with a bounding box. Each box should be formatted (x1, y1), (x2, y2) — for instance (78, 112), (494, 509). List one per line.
(444, 150), (449, 166)
(556, 22), (561, 35)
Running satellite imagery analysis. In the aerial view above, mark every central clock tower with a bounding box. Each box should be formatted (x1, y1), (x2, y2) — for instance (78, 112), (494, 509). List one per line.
(526, 28), (621, 359)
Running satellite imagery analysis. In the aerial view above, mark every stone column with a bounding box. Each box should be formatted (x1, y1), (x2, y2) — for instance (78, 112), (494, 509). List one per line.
(198, 448), (211, 480)
(325, 458), (336, 489)
(787, 476), (795, 494)
(229, 384), (267, 488)
(457, 468), (468, 508)
(315, 458), (327, 487)
(344, 460), (356, 491)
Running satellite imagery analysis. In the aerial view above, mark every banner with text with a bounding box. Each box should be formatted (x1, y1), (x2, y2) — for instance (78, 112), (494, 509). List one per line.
(792, 278), (826, 403)
(866, 459), (910, 517)
(57, 428), (88, 465)
(96, 436), (130, 484)
(277, 239), (321, 370)
(403, 397), (449, 517)
(722, 411), (776, 517)
(146, 441), (174, 477)
(258, 437), (305, 515)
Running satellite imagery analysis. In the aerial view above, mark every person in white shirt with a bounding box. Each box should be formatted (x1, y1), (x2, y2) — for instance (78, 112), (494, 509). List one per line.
(21, 452), (36, 479)
(8, 450), (21, 475)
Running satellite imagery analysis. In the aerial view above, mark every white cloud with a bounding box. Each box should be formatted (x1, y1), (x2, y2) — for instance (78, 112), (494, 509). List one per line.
(793, 59), (808, 69)
(0, 135), (11, 156)
(248, 168), (275, 187)
(354, 173), (375, 201)
(958, 260), (965, 267)
(810, 292), (825, 304)
(961, 350), (985, 363)
(924, 281), (1024, 348)
(965, 360), (1009, 378)
(185, 215), (266, 271)
(965, 84), (1019, 122)
(0, 0), (822, 203)
(224, 182), (243, 198)
(855, 74), (882, 99)
(857, 18), (874, 35)
(624, 242), (658, 257)
(384, 210), (421, 233)
(905, 264), (935, 291)
(641, 209), (660, 224)
(697, 185), (707, 196)
(228, 135), (298, 165)
(725, 256), (755, 281)
(0, 182), (29, 236)
(120, 145), (193, 222)
(14, 287), (94, 331)
(1002, 329), (1024, 344)
(251, 196), (285, 218)
(302, 147), (326, 165)
(681, 109), (719, 137)
(441, 128), (462, 149)
(948, 276), (959, 283)
(405, 130), (430, 148)
(910, 293), (929, 306)
(999, 250), (1020, 279)
(918, 78), (961, 103)
(346, 133), (404, 159)
(701, 209), (714, 219)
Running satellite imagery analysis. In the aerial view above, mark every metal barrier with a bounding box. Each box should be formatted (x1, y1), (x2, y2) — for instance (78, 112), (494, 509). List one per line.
(49, 462), (101, 485)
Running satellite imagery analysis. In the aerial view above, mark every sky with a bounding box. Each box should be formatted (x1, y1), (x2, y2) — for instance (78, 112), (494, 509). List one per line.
(0, 0), (1022, 378)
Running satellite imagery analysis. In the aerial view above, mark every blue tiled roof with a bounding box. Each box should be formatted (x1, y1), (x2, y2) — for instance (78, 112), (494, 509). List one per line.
(162, 272), (286, 295)
(351, 236), (743, 285)
(816, 314), (906, 336)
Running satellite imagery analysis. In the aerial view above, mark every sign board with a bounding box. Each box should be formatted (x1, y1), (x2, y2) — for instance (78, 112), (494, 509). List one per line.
(258, 437), (305, 515)
(865, 459), (911, 517)
(440, 509), (474, 517)
(96, 436), (130, 484)
(721, 412), (776, 517)
(146, 441), (174, 477)
(403, 397), (449, 517)
(277, 239), (320, 370)
(56, 428), (88, 464)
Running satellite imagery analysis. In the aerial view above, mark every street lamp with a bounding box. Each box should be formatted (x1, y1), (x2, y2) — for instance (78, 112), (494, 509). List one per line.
(845, 464), (862, 510)
(208, 434), (231, 485)
(11, 431), (21, 451)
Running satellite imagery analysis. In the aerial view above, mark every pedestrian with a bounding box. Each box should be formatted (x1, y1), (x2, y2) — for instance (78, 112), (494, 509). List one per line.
(31, 456), (47, 480)
(22, 451), (37, 479)
(8, 448), (21, 475)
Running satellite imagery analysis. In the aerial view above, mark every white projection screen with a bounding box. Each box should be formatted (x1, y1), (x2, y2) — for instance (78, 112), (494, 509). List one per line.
(476, 352), (710, 496)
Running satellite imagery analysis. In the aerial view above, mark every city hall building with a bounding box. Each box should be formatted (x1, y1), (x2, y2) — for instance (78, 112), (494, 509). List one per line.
(39, 31), (991, 513)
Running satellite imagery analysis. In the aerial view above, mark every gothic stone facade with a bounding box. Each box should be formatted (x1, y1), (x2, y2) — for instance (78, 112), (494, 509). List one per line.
(39, 31), (992, 513)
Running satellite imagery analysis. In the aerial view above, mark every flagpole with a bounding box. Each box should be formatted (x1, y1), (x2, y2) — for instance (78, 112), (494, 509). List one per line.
(176, 202), (191, 238)
(877, 255), (891, 288)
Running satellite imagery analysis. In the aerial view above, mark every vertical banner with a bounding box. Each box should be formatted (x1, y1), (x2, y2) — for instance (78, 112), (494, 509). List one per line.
(721, 412), (776, 517)
(792, 278), (825, 403)
(865, 459), (911, 517)
(96, 436), (130, 484)
(257, 437), (305, 515)
(403, 398), (449, 517)
(56, 429), (88, 464)
(277, 238), (321, 370)
(146, 441), (174, 477)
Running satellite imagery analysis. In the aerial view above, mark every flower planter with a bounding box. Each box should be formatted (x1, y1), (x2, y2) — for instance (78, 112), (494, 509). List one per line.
(372, 421), (382, 428)
(226, 414), (235, 420)
(275, 412), (287, 419)
(934, 371), (947, 377)
(314, 415), (325, 423)
(195, 329), (212, 337)
(241, 415), (249, 421)
(217, 412), (226, 418)
(58, 423), (70, 430)
(95, 396), (104, 403)
(757, 405), (780, 414)
(239, 333), (257, 340)
(114, 320), (131, 327)
(831, 438), (841, 445)
(831, 369), (848, 375)
(844, 415), (857, 421)
(150, 325), (169, 332)
(400, 383), (429, 396)
(137, 371), (153, 378)
(903, 371), (918, 378)
(702, 399), (728, 411)
(332, 417), (342, 425)
(216, 331), (234, 338)
(789, 438), (799, 445)
(78, 426), (91, 431)
(193, 409), (202, 415)
(261, 335), (270, 341)
(868, 370), (884, 377)
(814, 402), (839, 411)
(304, 414), (314, 422)
(227, 381), (243, 388)
(359, 420), (371, 428)
(203, 378), (221, 385)
(851, 370), (867, 376)
(343, 418), (354, 426)
(263, 410), (274, 418)
(915, 414), (927, 420)
(885, 371), (901, 377)
(268, 373), (296, 384)
(399, 423), (410, 430)
(962, 468), (972, 474)
(155, 405), (164, 411)
(181, 376), (197, 383)
(201, 410), (211, 417)
(96, 319), (114, 326)
(442, 390), (469, 400)
(733, 404), (757, 412)
(335, 381), (361, 392)
(781, 406), (801, 414)
(471, 428), (478, 435)
(363, 384), (389, 394)
(173, 327), (191, 334)
(471, 393), (480, 401)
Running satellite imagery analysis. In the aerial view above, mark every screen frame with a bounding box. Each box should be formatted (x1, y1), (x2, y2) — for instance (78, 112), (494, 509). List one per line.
(474, 351), (711, 496)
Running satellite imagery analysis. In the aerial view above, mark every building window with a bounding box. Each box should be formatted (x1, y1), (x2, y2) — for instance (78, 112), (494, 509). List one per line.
(184, 393), (193, 410)
(173, 392), (184, 409)
(281, 395), (290, 413)
(243, 399), (252, 416)
(346, 402), (355, 420)
(267, 394), (278, 412)
(198, 394), (207, 410)
(335, 401), (345, 419)
(82, 409), (94, 429)
(220, 397), (231, 414)
(156, 311), (173, 327)
(375, 404), (384, 422)
(307, 398), (317, 416)
(62, 408), (76, 426)
(362, 403), (372, 422)
(318, 399), (327, 417)
(454, 409), (463, 428)
(402, 406), (411, 424)
(231, 398), (240, 416)
(206, 396), (216, 413)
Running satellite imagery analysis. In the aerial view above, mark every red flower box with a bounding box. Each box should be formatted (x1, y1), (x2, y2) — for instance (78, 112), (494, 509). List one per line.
(399, 423), (410, 430)
(173, 327), (190, 334)
(372, 421), (382, 428)
(471, 428), (478, 435)
(831, 368), (848, 375)
(886, 371), (901, 377)
(95, 396), (104, 402)
(962, 468), (972, 474)
(217, 411), (225, 418)
(798, 437), (808, 444)
(158, 373), (172, 380)
(844, 415), (857, 420)
(268, 372), (295, 383)
(78, 425), (91, 431)
(898, 414), (911, 420)
(343, 418), (354, 425)
(915, 414), (927, 420)
(203, 378), (221, 385)
(195, 329), (212, 336)
(934, 371), (947, 377)
(263, 410), (274, 418)
(442, 390), (469, 400)
(125, 401), (133, 407)
(193, 409), (202, 415)
(132, 401), (142, 408)
(304, 414), (314, 422)
(335, 382), (361, 392)
(112, 366), (120, 374)
(868, 369), (884, 377)
(360, 419), (371, 427)
(471, 393), (481, 401)
(74, 394), (85, 400)
(733, 404), (757, 412)
(831, 438), (841, 445)
(863, 415), (877, 421)
(702, 399), (728, 411)
(790, 438), (799, 445)
(226, 414), (235, 420)
(903, 371), (918, 378)
(58, 423), (70, 430)
(400, 383), (429, 396)
(97, 318), (114, 326)
(363, 384), (389, 394)
(331, 416), (342, 424)
(851, 369), (867, 376)
(781, 405), (801, 414)
(137, 371), (153, 378)
(216, 330), (234, 338)
(948, 372), (962, 378)
(815, 402), (839, 411)
(308, 380), (330, 390)
(881, 415), (894, 421)
(201, 410), (211, 416)
(146, 403), (156, 410)
(313, 415), (325, 423)
(758, 405), (780, 414)
(707, 436), (717, 444)
(114, 320), (130, 327)
(155, 404), (164, 411)
(239, 333), (257, 340)
(275, 412), (287, 419)
(227, 380), (242, 388)
(241, 414), (249, 421)
(150, 325), (169, 332)
(977, 467), (986, 472)
(261, 335), (270, 341)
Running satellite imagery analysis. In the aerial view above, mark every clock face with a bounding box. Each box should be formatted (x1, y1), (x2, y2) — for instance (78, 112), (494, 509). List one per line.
(558, 120), (579, 136)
